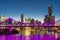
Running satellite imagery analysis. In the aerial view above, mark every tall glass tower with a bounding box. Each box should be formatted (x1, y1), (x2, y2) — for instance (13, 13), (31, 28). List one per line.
(48, 5), (52, 22)
(21, 14), (24, 23)
(48, 5), (52, 16)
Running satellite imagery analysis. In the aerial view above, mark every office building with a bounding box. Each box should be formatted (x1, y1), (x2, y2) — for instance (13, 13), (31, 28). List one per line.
(21, 14), (24, 23)
(44, 5), (55, 26)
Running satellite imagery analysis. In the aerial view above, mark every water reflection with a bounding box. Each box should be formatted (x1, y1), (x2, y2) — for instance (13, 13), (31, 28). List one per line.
(0, 27), (57, 40)
(0, 34), (56, 40)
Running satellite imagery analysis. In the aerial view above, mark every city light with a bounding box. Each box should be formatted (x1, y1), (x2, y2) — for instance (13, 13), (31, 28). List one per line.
(0, 5), (59, 40)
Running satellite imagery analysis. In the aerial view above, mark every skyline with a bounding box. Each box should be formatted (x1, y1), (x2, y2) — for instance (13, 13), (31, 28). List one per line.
(0, 0), (60, 22)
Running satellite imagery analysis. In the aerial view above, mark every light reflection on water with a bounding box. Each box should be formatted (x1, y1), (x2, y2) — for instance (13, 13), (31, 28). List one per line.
(0, 26), (57, 40)
(0, 34), (55, 40)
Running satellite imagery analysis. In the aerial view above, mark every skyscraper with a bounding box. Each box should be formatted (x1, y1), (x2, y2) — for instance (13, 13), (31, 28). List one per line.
(48, 5), (52, 22)
(21, 14), (24, 23)
(48, 5), (52, 16)
(44, 5), (55, 23)
(44, 15), (48, 23)
(20, 14), (24, 35)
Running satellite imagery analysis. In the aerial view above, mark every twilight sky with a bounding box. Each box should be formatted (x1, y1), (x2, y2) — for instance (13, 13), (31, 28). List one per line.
(0, 0), (60, 22)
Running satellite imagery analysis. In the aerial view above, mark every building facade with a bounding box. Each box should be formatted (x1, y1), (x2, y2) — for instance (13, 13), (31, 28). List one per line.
(21, 14), (24, 23)
(44, 5), (55, 26)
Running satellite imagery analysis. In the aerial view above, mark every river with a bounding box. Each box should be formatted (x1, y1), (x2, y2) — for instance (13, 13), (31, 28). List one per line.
(0, 34), (55, 40)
